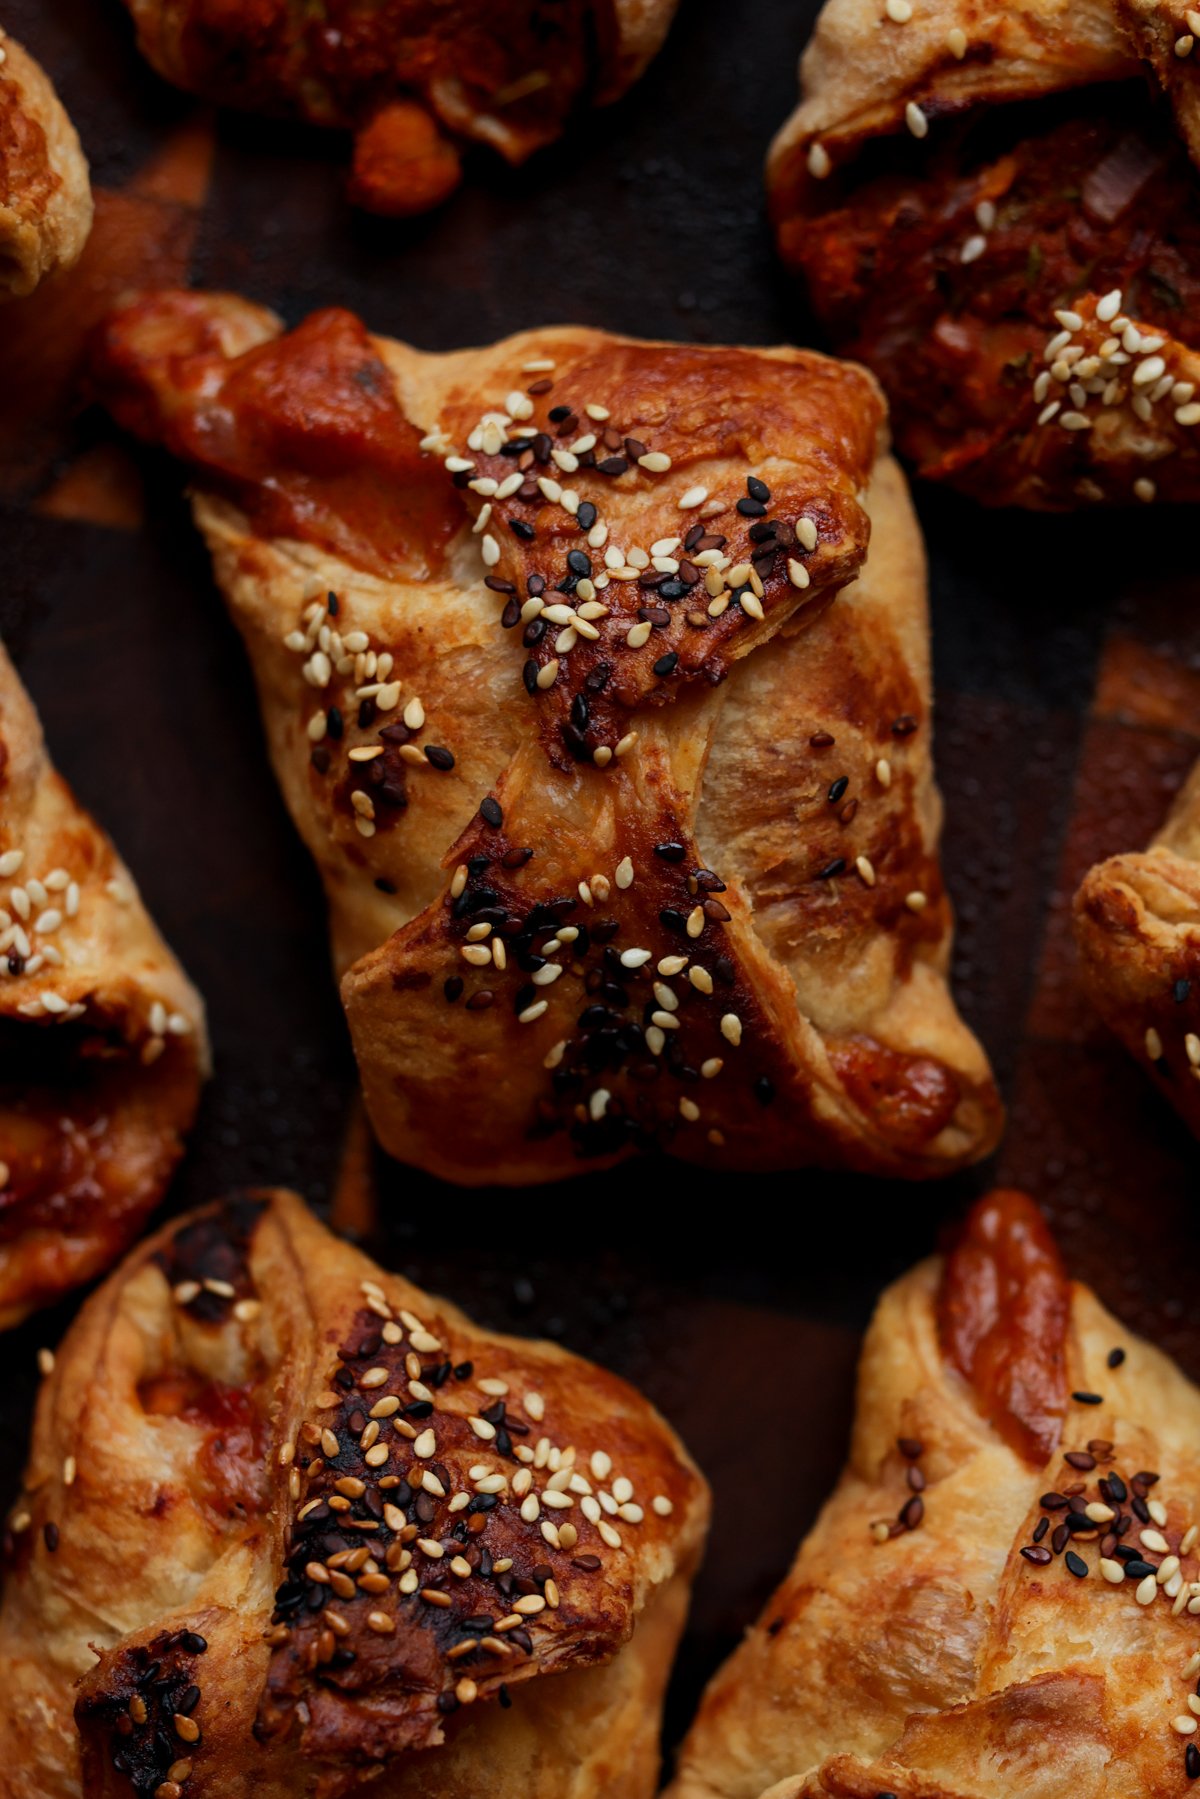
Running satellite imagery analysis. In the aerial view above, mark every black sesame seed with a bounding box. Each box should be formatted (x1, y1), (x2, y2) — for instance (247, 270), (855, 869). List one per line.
(653, 651), (679, 678)
(828, 776), (849, 804)
(444, 977), (463, 1003)
(44, 1522), (59, 1552)
(897, 1438), (923, 1459)
(577, 501), (597, 529)
(480, 797), (503, 829)
(522, 660), (538, 694)
(509, 518), (535, 541)
(815, 858), (846, 880)
(747, 476), (770, 502)
(1065, 1551), (1088, 1578)
(1064, 1451), (1096, 1471)
(1122, 1558), (1156, 1578)
(1175, 978), (1192, 1004)
(737, 497), (767, 518)
(326, 706), (343, 740)
(1072, 1391), (1104, 1406)
(567, 549), (591, 577)
(1020, 1545), (1052, 1565)
(654, 842), (687, 862)
(424, 745), (455, 771)
(1186, 1742), (1200, 1778)
(598, 455), (628, 476)
(754, 1075), (776, 1106)
(900, 1496), (924, 1530)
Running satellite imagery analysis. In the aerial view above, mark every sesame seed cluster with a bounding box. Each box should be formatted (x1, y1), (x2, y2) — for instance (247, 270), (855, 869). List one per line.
(0, 842), (191, 1048)
(265, 1276), (675, 1734)
(1031, 289), (1200, 498)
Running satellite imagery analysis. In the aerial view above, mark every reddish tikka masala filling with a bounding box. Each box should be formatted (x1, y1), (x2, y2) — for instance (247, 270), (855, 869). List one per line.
(784, 86), (1200, 484)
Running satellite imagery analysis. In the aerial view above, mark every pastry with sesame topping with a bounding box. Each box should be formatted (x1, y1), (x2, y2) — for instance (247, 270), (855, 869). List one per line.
(769, 0), (1200, 508)
(1075, 750), (1200, 1137)
(0, 642), (208, 1327)
(0, 26), (91, 301)
(112, 0), (679, 216)
(0, 1189), (708, 1797)
(88, 289), (1001, 1182)
(668, 1189), (1200, 1799)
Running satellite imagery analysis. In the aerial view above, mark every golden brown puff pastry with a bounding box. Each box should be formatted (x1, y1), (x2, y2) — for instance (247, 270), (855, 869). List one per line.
(767, 0), (1200, 509)
(1074, 752), (1200, 1136)
(667, 1189), (1200, 1799)
(116, 0), (678, 216)
(0, 1187), (709, 1799)
(0, 27), (91, 301)
(0, 641), (207, 1328)
(87, 290), (1002, 1184)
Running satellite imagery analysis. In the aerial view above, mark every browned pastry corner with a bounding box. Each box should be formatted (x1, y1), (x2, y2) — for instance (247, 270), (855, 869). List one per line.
(666, 1189), (1200, 1799)
(0, 26), (92, 300)
(117, 0), (678, 215)
(0, 1188), (709, 1799)
(1074, 752), (1200, 1136)
(88, 291), (1002, 1184)
(0, 642), (207, 1327)
(767, 0), (1200, 509)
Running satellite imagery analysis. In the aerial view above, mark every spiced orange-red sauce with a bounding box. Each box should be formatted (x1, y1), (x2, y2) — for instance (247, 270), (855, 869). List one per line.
(938, 1190), (1070, 1464)
(90, 298), (461, 579)
(826, 1034), (963, 1152)
(139, 1372), (270, 1515)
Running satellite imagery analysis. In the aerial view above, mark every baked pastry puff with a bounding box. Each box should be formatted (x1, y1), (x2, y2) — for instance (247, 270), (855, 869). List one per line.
(768, 0), (1200, 508)
(0, 641), (207, 1326)
(1075, 752), (1200, 1136)
(0, 1187), (709, 1798)
(116, 0), (679, 215)
(667, 1189), (1200, 1799)
(88, 290), (1002, 1184)
(0, 26), (91, 300)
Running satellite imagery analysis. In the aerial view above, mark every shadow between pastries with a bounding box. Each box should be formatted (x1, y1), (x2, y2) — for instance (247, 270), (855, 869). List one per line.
(0, 642), (207, 1326)
(116, 0), (679, 215)
(768, 0), (1200, 508)
(0, 25), (91, 300)
(88, 290), (1001, 1183)
(667, 1189), (1200, 1799)
(1074, 752), (1200, 1136)
(0, 1187), (709, 1798)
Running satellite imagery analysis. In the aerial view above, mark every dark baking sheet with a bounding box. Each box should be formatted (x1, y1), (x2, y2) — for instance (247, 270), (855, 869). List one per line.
(3, 0), (1200, 1758)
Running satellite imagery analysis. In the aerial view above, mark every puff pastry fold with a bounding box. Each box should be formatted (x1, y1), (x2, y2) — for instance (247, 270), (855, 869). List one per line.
(0, 643), (207, 1326)
(1074, 753), (1200, 1136)
(0, 27), (92, 299)
(117, 0), (679, 214)
(768, 0), (1200, 508)
(0, 1187), (708, 1798)
(89, 290), (1001, 1183)
(667, 1189), (1200, 1799)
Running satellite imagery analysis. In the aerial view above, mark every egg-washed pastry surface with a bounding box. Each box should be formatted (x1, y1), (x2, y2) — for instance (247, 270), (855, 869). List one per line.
(768, 0), (1200, 509)
(0, 26), (91, 300)
(1075, 751), (1200, 1137)
(667, 1189), (1200, 1799)
(0, 1187), (709, 1799)
(116, 0), (678, 215)
(0, 642), (207, 1327)
(89, 292), (1001, 1184)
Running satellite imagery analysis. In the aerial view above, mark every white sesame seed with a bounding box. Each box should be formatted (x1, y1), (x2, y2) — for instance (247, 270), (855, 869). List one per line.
(619, 948), (652, 969)
(1146, 1026), (1164, 1061)
(1141, 1529), (1170, 1554)
(960, 234), (986, 264)
(1135, 1573), (1158, 1605)
(679, 1097), (700, 1122)
(946, 25), (967, 55)
(1099, 1558), (1125, 1583)
(481, 534), (501, 567)
(720, 1013), (743, 1046)
(1134, 355), (1167, 387)
(1134, 477), (1157, 503)
(1095, 289), (1122, 323)
(807, 140), (832, 179)
(1055, 309), (1084, 331)
(0, 851), (23, 878)
(855, 855), (876, 886)
(536, 659), (561, 690)
(885, 0), (912, 19)
(625, 621), (652, 649)
(905, 101), (928, 138)
(678, 485), (709, 510)
(518, 1000), (549, 1024)
(1177, 403), (1200, 427)
(1060, 411), (1092, 431)
(638, 451), (671, 473)
(1172, 1717), (1198, 1736)
(1176, 32), (1194, 55)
